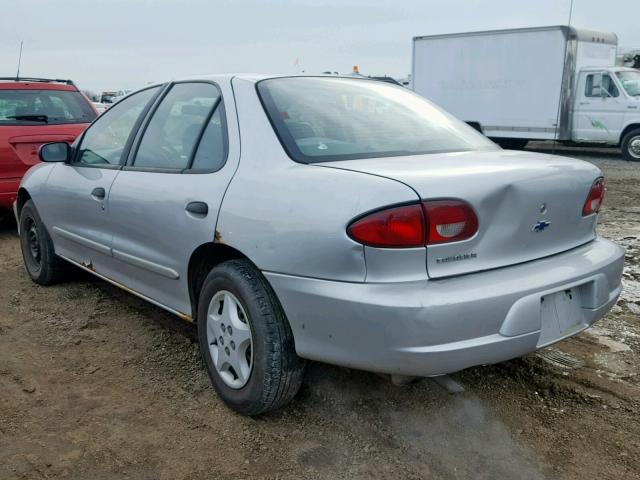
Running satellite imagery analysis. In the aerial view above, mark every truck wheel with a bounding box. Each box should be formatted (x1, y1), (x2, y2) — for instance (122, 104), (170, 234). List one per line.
(621, 129), (640, 162)
(19, 200), (68, 285)
(492, 138), (528, 150)
(197, 259), (305, 415)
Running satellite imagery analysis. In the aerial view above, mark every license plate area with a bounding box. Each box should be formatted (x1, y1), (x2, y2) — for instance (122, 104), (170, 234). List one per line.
(538, 288), (585, 347)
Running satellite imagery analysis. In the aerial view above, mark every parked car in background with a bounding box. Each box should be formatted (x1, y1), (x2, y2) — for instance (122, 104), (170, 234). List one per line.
(100, 89), (132, 105)
(412, 26), (640, 161)
(16, 75), (623, 415)
(0, 77), (97, 219)
(92, 101), (109, 114)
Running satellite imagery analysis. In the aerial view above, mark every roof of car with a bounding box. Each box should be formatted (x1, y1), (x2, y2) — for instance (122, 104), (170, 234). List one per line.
(0, 77), (78, 90)
(172, 73), (366, 84)
(125, 74), (391, 97)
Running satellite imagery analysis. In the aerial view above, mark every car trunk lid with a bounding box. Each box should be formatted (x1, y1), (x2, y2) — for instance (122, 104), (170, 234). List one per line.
(321, 149), (601, 278)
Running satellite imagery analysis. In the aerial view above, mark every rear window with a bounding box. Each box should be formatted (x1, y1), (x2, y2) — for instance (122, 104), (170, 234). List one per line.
(0, 89), (96, 126)
(257, 77), (497, 163)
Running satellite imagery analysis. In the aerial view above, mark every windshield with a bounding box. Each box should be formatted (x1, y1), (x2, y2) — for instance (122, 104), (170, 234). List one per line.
(616, 70), (640, 96)
(257, 77), (497, 163)
(0, 89), (96, 125)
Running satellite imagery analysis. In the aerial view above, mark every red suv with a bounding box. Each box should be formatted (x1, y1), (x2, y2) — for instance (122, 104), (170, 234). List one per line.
(0, 77), (97, 217)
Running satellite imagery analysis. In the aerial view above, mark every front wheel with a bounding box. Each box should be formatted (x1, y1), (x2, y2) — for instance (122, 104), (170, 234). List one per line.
(19, 200), (68, 285)
(621, 128), (640, 162)
(197, 259), (305, 415)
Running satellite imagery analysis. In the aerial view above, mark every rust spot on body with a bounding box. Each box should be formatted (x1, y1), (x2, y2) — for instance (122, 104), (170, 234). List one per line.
(214, 229), (223, 243)
(75, 258), (193, 323)
(81, 260), (95, 271)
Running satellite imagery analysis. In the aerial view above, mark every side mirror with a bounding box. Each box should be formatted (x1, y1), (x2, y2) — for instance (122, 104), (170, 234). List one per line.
(39, 142), (70, 163)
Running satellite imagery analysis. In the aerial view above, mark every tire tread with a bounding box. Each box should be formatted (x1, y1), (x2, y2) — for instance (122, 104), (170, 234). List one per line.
(198, 259), (304, 415)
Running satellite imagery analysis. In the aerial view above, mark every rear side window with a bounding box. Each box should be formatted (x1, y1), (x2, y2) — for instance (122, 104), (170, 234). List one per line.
(191, 105), (228, 171)
(133, 82), (223, 170)
(76, 86), (160, 166)
(0, 89), (96, 125)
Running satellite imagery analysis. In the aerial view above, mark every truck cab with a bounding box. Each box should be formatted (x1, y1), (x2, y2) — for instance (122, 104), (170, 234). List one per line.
(573, 67), (640, 155)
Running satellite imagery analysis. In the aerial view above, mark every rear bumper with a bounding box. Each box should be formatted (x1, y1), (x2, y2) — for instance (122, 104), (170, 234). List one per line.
(0, 177), (20, 210)
(265, 238), (624, 377)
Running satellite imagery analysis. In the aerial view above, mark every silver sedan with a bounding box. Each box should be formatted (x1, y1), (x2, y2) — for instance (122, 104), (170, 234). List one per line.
(15, 75), (624, 415)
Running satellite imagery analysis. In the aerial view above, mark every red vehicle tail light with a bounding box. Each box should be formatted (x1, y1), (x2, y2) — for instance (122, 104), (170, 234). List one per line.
(347, 200), (478, 248)
(347, 204), (425, 248)
(582, 177), (605, 216)
(422, 200), (479, 244)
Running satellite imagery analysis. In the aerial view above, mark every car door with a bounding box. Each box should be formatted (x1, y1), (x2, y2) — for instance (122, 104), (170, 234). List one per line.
(573, 71), (624, 143)
(41, 86), (162, 270)
(104, 80), (240, 317)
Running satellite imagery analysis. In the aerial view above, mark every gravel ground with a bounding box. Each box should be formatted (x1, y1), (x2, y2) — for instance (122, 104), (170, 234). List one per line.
(0, 144), (638, 479)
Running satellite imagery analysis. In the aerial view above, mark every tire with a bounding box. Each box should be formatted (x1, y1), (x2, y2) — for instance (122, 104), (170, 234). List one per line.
(621, 128), (640, 162)
(197, 259), (305, 415)
(19, 200), (68, 285)
(492, 138), (529, 150)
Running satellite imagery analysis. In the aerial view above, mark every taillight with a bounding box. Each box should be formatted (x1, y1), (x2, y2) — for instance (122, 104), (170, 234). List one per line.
(422, 200), (479, 244)
(347, 204), (425, 248)
(347, 200), (478, 248)
(582, 177), (605, 216)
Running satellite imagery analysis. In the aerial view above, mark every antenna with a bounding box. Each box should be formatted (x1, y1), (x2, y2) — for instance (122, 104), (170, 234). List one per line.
(16, 40), (23, 80)
(567, 0), (574, 26)
(552, 0), (574, 156)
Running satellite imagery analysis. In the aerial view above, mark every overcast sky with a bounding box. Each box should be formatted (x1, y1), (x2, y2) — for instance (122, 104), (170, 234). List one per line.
(1, 0), (638, 93)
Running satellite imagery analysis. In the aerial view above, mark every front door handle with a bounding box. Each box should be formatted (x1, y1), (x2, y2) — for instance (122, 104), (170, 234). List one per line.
(186, 201), (208, 216)
(91, 187), (106, 199)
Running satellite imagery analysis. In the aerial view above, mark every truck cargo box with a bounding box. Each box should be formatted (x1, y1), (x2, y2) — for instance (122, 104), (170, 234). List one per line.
(412, 26), (618, 141)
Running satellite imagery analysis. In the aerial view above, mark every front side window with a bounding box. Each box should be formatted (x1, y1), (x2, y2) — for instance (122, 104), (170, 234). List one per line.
(616, 70), (640, 97)
(585, 74), (619, 98)
(76, 86), (160, 166)
(585, 74), (602, 97)
(257, 77), (497, 163)
(133, 82), (221, 170)
(0, 89), (96, 125)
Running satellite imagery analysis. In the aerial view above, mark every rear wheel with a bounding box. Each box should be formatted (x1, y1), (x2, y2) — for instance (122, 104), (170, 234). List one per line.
(621, 128), (640, 162)
(492, 138), (529, 150)
(197, 259), (305, 415)
(19, 200), (68, 285)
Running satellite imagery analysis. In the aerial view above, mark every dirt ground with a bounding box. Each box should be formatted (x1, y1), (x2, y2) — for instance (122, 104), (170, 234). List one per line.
(1, 145), (639, 480)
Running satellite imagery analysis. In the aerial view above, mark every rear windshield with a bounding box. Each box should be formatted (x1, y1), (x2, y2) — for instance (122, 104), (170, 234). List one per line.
(0, 89), (96, 126)
(257, 77), (497, 163)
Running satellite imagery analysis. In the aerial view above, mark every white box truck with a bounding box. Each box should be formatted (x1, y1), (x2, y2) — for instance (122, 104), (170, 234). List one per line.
(412, 26), (640, 161)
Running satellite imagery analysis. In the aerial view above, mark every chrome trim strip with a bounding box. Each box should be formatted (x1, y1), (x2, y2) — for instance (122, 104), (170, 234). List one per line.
(52, 226), (111, 256)
(59, 254), (192, 322)
(112, 248), (180, 280)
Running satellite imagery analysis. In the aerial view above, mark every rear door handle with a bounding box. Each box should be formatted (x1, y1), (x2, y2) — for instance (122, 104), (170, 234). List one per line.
(91, 187), (106, 199)
(185, 201), (208, 216)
